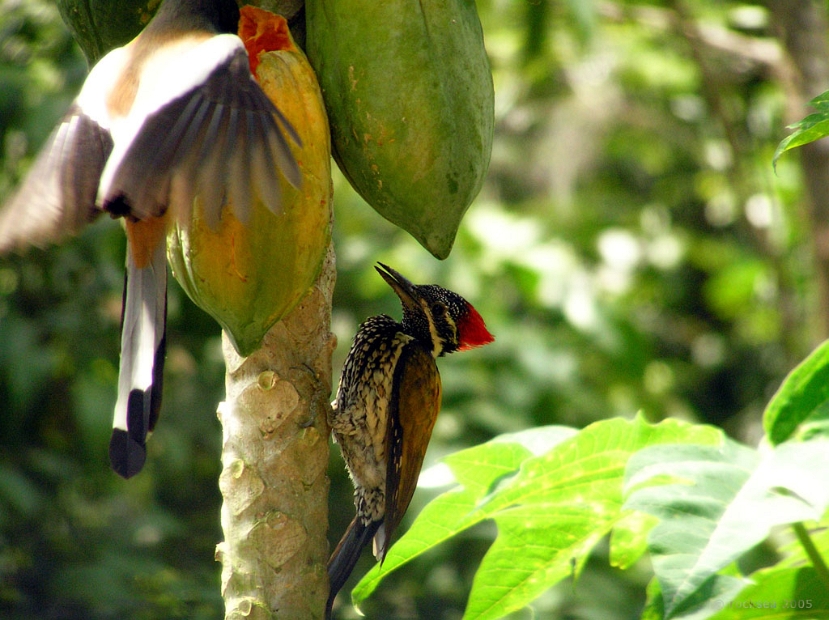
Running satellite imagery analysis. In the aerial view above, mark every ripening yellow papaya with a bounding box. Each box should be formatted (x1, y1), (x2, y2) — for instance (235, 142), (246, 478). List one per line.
(305, 0), (494, 259)
(167, 7), (332, 356)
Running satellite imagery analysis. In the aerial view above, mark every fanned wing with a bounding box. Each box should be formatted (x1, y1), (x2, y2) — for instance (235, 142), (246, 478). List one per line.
(375, 344), (442, 560)
(109, 219), (168, 479)
(0, 107), (112, 253)
(101, 48), (301, 227)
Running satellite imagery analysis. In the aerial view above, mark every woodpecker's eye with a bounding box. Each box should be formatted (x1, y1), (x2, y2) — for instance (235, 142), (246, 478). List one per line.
(431, 302), (446, 318)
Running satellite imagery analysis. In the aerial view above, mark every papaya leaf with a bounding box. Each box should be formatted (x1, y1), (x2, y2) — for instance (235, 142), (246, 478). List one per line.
(796, 418), (829, 442)
(708, 566), (829, 620)
(642, 571), (749, 620)
(352, 427), (577, 607)
(776, 511), (829, 570)
(763, 339), (829, 445)
(487, 425), (582, 458)
(352, 416), (722, 619)
(610, 510), (658, 570)
(773, 90), (829, 169)
(642, 577), (664, 620)
(624, 439), (829, 619)
(462, 418), (720, 620)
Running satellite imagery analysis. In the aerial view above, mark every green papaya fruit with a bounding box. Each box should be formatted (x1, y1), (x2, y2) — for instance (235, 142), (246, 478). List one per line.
(55, 1), (306, 65)
(305, 0), (494, 259)
(55, 0), (152, 63)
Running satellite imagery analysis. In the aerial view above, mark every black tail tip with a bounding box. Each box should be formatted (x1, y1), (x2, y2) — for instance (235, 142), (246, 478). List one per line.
(326, 518), (382, 619)
(109, 429), (146, 478)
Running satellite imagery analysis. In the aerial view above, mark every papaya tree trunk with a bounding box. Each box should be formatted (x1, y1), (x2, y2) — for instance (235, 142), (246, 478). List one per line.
(216, 246), (335, 620)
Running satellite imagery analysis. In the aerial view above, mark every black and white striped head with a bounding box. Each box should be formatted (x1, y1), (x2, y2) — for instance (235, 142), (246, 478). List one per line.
(376, 263), (494, 358)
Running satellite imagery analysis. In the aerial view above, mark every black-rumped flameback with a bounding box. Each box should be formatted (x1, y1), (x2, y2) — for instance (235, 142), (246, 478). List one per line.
(326, 263), (494, 616)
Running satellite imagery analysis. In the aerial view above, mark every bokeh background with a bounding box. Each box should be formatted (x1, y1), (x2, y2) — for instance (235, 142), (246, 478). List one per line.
(1, 0), (827, 618)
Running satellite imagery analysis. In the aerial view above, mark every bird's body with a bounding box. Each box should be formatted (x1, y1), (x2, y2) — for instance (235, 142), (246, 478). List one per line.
(327, 264), (493, 617)
(333, 315), (415, 510)
(0, 0), (301, 478)
(329, 315), (440, 558)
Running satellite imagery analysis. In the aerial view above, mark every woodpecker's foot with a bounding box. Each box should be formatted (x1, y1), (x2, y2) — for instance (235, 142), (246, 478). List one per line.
(298, 402), (321, 428)
(291, 363), (328, 428)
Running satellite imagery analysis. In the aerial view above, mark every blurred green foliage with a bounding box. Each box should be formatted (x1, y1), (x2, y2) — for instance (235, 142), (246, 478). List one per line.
(0, 0), (820, 618)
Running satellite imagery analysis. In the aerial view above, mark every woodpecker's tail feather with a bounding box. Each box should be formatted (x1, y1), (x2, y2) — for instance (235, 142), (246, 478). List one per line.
(109, 238), (167, 479)
(326, 516), (382, 619)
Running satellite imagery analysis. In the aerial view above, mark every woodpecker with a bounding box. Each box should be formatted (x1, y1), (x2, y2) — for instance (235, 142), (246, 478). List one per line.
(0, 0), (301, 478)
(327, 263), (494, 617)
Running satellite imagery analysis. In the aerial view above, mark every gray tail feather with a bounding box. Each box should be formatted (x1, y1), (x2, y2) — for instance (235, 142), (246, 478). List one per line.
(326, 516), (382, 619)
(109, 240), (167, 479)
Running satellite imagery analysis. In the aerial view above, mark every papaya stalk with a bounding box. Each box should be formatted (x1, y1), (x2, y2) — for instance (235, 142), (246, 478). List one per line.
(209, 8), (334, 619)
(216, 245), (335, 620)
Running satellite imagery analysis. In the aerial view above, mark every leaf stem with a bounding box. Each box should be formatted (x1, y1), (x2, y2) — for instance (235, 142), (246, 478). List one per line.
(792, 521), (829, 589)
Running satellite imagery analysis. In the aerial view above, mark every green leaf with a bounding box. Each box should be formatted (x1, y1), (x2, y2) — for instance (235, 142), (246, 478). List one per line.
(805, 90), (829, 111)
(351, 437), (546, 607)
(487, 425), (581, 458)
(642, 572), (749, 620)
(464, 417), (720, 620)
(352, 428), (578, 605)
(624, 439), (829, 618)
(777, 512), (829, 571)
(708, 566), (829, 620)
(773, 90), (829, 168)
(352, 416), (722, 618)
(763, 339), (829, 445)
(609, 510), (658, 570)
(773, 119), (829, 168)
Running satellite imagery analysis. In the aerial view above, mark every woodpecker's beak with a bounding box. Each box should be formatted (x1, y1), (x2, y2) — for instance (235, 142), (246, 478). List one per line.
(376, 263), (419, 309)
